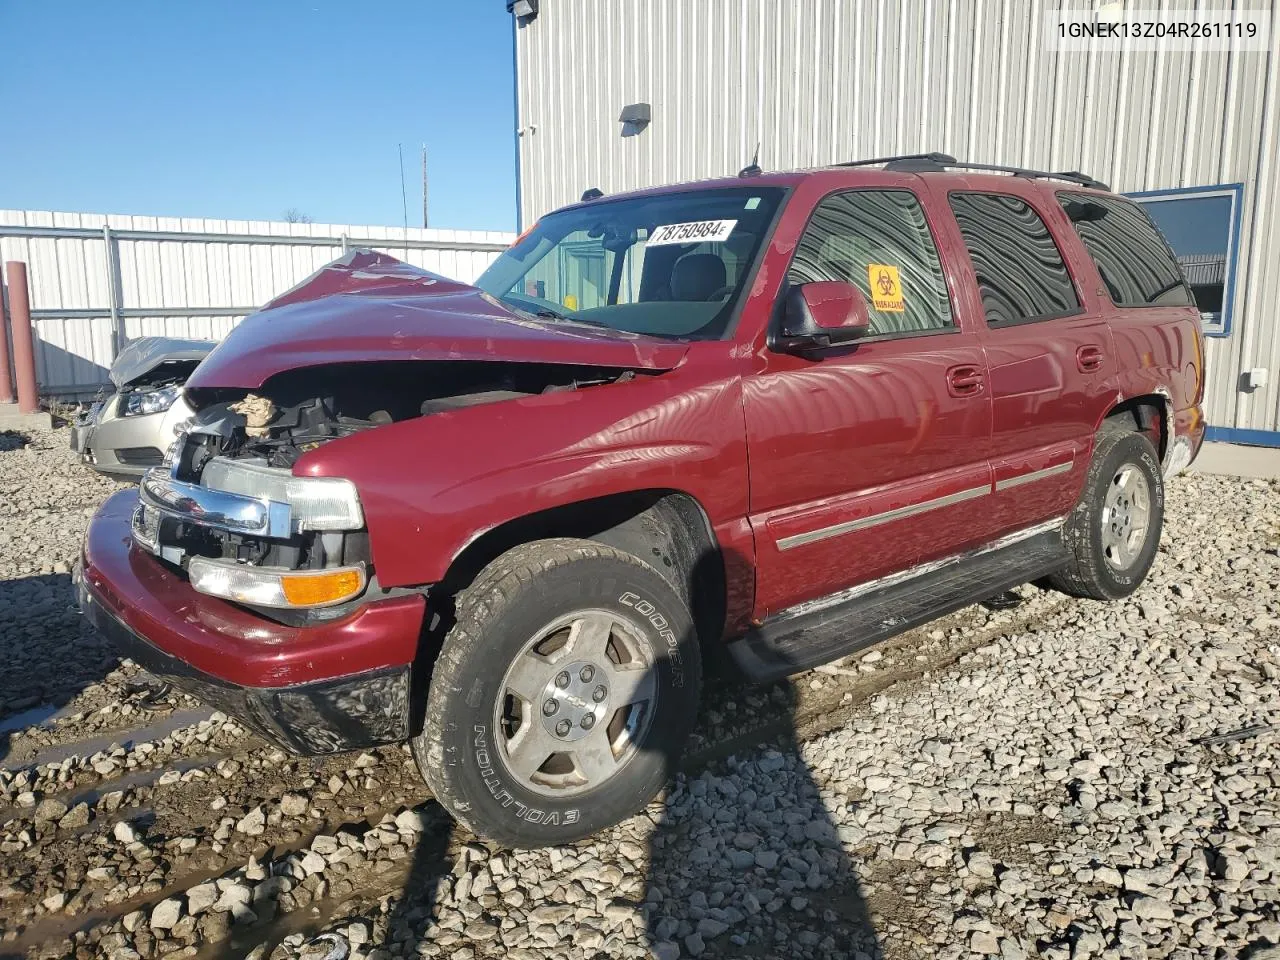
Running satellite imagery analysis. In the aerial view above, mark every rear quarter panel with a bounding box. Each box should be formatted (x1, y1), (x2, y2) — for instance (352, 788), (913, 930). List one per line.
(1106, 307), (1204, 416)
(1105, 306), (1206, 468)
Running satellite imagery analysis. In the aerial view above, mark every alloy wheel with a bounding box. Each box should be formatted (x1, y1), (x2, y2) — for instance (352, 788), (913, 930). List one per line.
(493, 609), (657, 798)
(1100, 464), (1152, 570)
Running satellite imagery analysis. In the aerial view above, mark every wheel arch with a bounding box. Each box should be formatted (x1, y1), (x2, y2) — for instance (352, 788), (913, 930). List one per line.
(434, 489), (727, 648)
(1099, 390), (1170, 464)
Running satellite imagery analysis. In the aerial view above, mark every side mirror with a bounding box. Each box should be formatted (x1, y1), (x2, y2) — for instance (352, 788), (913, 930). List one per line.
(774, 281), (871, 354)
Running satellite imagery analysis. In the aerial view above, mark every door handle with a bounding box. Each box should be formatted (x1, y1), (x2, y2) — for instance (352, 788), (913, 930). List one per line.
(1076, 345), (1105, 372)
(947, 365), (985, 397)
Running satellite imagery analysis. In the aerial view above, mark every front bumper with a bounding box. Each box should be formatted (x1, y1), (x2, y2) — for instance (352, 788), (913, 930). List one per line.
(79, 490), (426, 755)
(69, 416), (96, 455)
(72, 395), (195, 478)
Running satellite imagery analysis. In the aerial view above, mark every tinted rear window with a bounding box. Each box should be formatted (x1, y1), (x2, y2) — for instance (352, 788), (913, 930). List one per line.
(948, 192), (1081, 326)
(1059, 193), (1194, 308)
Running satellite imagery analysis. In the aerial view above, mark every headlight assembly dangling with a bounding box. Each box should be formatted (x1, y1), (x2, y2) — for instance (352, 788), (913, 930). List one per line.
(122, 384), (181, 417)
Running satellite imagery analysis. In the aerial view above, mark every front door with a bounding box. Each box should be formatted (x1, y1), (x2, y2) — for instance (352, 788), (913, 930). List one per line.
(742, 186), (993, 619)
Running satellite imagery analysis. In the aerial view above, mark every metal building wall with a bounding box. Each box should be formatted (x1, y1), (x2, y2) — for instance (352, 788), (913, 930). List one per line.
(513, 0), (1280, 438)
(0, 210), (514, 395)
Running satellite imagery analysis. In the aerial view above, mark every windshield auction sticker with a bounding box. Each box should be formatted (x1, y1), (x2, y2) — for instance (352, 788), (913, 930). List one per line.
(868, 263), (905, 312)
(647, 219), (738, 246)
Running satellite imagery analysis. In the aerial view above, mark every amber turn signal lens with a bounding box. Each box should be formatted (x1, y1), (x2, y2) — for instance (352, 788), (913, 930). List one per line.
(280, 568), (365, 607)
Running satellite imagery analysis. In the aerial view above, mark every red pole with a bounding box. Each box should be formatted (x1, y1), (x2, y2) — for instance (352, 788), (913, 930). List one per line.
(5, 262), (39, 414)
(0, 271), (13, 404)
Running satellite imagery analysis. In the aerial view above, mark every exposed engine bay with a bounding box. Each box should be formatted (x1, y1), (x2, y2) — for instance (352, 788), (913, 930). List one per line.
(138, 360), (640, 619)
(182, 360), (637, 468)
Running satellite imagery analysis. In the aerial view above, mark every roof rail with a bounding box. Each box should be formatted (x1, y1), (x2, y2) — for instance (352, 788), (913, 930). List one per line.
(838, 151), (958, 171)
(836, 152), (1110, 191)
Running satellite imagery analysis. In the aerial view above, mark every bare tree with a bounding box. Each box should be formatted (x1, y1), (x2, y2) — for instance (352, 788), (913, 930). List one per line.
(282, 208), (313, 224)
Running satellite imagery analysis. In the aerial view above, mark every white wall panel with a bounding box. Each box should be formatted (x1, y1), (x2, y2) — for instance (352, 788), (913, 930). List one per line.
(0, 210), (515, 395)
(515, 0), (1280, 436)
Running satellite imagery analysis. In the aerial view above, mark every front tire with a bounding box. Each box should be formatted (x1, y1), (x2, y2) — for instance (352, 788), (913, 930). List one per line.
(1050, 421), (1165, 600)
(413, 538), (700, 848)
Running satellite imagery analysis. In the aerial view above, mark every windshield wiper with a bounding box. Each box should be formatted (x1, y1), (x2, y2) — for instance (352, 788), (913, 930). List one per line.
(531, 306), (571, 321)
(496, 293), (613, 329)
(531, 307), (611, 329)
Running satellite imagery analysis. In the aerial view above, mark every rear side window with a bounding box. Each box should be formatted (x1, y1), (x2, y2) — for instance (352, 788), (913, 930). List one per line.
(948, 192), (1081, 326)
(786, 189), (953, 336)
(1058, 193), (1195, 308)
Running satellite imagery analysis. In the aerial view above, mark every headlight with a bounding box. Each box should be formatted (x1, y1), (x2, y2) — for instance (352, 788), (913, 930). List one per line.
(286, 477), (363, 531)
(188, 557), (366, 608)
(122, 384), (181, 417)
(200, 457), (364, 532)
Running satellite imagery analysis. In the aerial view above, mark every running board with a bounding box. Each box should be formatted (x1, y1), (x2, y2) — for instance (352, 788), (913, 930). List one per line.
(728, 526), (1069, 683)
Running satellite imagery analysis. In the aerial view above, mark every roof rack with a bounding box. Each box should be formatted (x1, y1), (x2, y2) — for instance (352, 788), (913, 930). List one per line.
(836, 151), (1110, 191)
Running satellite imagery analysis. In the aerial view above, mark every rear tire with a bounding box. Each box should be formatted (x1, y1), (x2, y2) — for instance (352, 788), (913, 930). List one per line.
(1050, 421), (1164, 600)
(413, 538), (700, 848)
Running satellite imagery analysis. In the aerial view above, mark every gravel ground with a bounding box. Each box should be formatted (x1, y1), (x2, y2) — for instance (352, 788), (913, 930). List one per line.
(0, 427), (1276, 960)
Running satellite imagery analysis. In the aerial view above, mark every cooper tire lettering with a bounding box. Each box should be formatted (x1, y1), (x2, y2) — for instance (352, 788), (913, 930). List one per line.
(619, 590), (685, 688)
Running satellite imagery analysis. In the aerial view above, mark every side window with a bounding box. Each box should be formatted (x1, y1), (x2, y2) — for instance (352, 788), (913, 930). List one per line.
(786, 189), (953, 336)
(1059, 192), (1196, 310)
(948, 192), (1081, 326)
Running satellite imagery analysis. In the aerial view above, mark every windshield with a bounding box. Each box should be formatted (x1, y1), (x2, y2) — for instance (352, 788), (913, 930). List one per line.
(475, 187), (786, 340)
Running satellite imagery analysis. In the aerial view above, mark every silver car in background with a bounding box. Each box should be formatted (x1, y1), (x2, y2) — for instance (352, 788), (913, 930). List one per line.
(70, 337), (214, 477)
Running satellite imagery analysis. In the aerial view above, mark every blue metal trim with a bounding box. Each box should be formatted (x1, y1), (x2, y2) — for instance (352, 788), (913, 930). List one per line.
(1204, 426), (1280, 448)
(1127, 182), (1243, 199)
(1220, 184), (1245, 340)
(1126, 183), (1244, 339)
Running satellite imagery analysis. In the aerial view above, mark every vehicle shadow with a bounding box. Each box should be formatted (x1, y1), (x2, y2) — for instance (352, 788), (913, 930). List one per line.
(380, 537), (880, 958)
(222, 539), (883, 959)
(374, 678), (883, 960)
(358, 677), (882, 960)
(0, 572), (123, 766)
(637, 543), (880, 957)
(643, 677), (880, 959)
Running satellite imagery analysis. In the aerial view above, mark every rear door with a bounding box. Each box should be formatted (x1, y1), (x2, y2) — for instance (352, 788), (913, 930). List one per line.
(742, 185), (993, 618)
(931, 184), (1115, 538)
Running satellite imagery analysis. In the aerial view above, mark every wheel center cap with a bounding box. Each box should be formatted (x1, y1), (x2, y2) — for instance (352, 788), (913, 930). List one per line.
(540, 659), (609, 742)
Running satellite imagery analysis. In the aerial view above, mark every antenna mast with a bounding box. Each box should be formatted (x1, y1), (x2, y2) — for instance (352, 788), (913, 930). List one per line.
(398, 143), (409, 238)
(427, 142), (437, 229)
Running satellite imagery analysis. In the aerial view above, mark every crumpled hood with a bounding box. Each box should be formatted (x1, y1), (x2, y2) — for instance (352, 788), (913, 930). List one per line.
(110, 336), (216, 389)
(186, 250), (689, 390)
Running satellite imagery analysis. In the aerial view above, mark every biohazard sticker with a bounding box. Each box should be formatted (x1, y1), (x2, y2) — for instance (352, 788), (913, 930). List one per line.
(867, 263), (905, 312)
(647, 219), (738, 246)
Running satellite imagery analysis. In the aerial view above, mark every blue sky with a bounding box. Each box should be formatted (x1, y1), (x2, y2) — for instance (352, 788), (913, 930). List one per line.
(0, 1), (518, 231)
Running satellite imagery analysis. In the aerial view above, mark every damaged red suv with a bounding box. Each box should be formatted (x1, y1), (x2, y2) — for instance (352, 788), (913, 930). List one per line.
(78, 154), (1205, 847)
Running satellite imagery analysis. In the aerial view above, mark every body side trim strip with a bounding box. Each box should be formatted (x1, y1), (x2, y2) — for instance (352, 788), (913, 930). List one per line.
(776, 484), (989, 551)
(994, 459), (1074, 491)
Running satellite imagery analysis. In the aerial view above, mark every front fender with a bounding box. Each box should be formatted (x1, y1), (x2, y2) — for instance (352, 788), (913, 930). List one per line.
(294, 365), (749, 588)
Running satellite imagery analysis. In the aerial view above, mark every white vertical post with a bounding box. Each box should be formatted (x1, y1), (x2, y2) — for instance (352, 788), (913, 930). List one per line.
(102, 224), (124, 359)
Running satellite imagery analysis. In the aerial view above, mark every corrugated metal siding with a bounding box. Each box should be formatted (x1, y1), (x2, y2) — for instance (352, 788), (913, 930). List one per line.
(0, 210), (514, 395)
(515, 0), (1280, 435)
